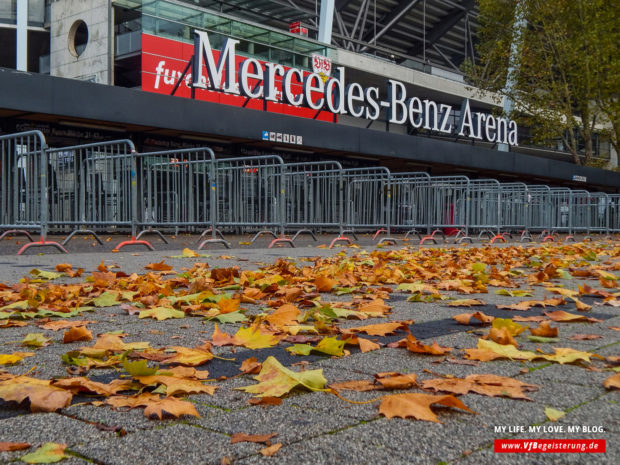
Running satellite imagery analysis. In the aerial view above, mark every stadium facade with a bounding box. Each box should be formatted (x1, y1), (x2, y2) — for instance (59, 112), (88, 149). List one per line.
(1, 0), (618, 191)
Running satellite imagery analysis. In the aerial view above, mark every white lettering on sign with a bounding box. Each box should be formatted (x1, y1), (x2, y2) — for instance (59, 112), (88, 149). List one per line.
(188, 31), (518, 146)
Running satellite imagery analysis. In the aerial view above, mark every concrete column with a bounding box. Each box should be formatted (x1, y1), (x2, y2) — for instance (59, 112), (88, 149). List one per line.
(318, 0), (335, 44)
(16, 0), (28, 71)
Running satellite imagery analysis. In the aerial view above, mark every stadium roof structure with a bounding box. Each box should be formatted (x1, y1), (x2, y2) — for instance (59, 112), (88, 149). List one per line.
(189, 0), (480, 74)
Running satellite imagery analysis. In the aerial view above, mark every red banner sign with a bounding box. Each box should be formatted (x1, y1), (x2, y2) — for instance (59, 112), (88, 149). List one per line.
(141, 34), (333, 122)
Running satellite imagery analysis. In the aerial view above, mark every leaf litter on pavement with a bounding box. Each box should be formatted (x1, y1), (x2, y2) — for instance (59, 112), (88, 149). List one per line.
(0, 240), (618, 445)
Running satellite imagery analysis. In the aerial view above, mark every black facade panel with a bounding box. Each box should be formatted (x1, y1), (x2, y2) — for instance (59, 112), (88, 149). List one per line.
(1, 68), (618, 190)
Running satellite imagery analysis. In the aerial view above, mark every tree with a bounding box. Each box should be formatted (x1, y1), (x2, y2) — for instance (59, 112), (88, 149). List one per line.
(464, 0), (619, 166)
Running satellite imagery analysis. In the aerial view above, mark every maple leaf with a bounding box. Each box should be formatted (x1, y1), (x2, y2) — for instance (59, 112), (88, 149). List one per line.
(106, 393), (200, 419)
(530, 321), (559, 337)
(92, 334), (151, 352)
(0, 352), (34, 365)
(379, 393), (475, 422)
(217, 297), (240, 314)
(541, 348), (599, 364)
(453, 311), (495, 325)
(136, 375), (217, 396)
(358, 337), (381, 353)
(342, 321), (410, 337)
(22, 333), (51, 348)
(260, 443), (283, 456)
(123, 358), (159, 377)
(402, 334), (451, 355)
(448, 299), (486, 307)
(0, 442), (30, 452)
(464, 339), (537, 362)
(145, 261), (173, 271)
(237, 356), (327, 397)
(20, 443), (67, 464)
(52, 377), (134, 396)
(357, 299), (391, 315)
(329, 380), (378, 392)
(544, 310), (601, 323)
(287, 336), (345, 357)
(545, 407), (566, 422)
(162, 346), (213, 366)
(603, 373), (620, 390)
(91, 291), (120, 307)
(0, 376), (72, 412)
(488, 327), (517, 347)
(240, 357), (262, 375)
(315, 276), (336, 292)
(232, 326), (281, 350)
(159, 366), (210, 379)
(63, 326), (93, 343)
(264, 304), (300, 328)
(139, 307), (185, 321)
(248, 397), (282, 406)
(572, 298), (592, 311)
(569, 334), (601, 341)
(375, 373), (418, 390)
(39, 320), (96, 331)
(230, 433), (277, 445)
(422, 374), (539, 400)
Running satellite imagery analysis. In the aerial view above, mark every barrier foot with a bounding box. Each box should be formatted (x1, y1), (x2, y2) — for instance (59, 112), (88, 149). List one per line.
(17, 240), (68, 255)
(419, 236), (437, 245)
(490, 234), (506, 244)
(502, 232), (513, 240)
(404, 229), (420, 240)
(0, 230), (34, 242)
(137, 229), (169, 244)
(329, 236), (352, 249)
(198, 238), (231, 250)
(372, 228), (386, 240)
(251, 230), (278, 243)
(197, 228), (226, 243)
(542, 235), (555, 242)
(378, 237), (397, 246)
(62, 229), (103, 246)
(565, 235), (575, 242)
(478, 230), (493, 240)
(342, 229), (358, 241)
(456, 236), (473, 244)
(583, 235), (592, 242)
(291, 229), (317, 242)
(268, 238), (295, 248)
(115, 237), (155, 251)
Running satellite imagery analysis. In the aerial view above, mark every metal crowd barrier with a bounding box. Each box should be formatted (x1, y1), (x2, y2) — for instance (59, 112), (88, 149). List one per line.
(389, 172), (431, 240)
(468, 179), (501, 240)
(498, 182), (529, 241)
(0, 131), (66, 254)
(283, 161), (351, 247)
(343, 167), (396, 245)
(419, 175), (470, 244)
(45, 140), (135, 246)
(609, 195), (620, 234)
(212, 155), (293, 248)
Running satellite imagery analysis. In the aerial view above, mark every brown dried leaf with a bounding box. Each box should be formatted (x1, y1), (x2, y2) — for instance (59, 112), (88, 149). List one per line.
(379, 393), (475, 422)
(248, 396), (282, 406)
(530, 321), (559, 337)
(231, 433), (277, 445)
(145, 261), (173, 271)
(0, 442), (30, 452)
(63, 326), (93, 344)
(260, 443), (282, 456)
(453, 312), (495, 325)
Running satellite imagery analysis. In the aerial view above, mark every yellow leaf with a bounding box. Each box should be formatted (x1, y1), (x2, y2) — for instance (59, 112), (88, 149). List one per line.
(545, 406), (566, 422)
(20, 443), (67, 463)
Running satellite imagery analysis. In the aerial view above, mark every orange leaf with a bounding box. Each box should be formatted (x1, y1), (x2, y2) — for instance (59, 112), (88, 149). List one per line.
(315, 276), (336, 292)
(569, 334), (601, 341)
(0, 376), (72, 412)
(63, 326), (93, 343)
(404, 334), (451, 355)
(512, 315), (547, 323)
(530, 321), (559, 337)
(603, 373), (620, 390)
(448, 299), (485, 307)
(240, 357), (262, 375)
(145, 261), (173, 271)
(357, 299), (390, 315)
(211, 324), (236, 346)
(343, 321), (411, 337)
(573, 298), (592, 311)
(55, 264), (73, 272)
(264, 304), (300, 328)
(260, 443), (283, 456)
(328, 380), (378, 392)
(375, 373), (418, 390)
(248, 396), (282, 406)
(358, 337), (381, 353)
(422, 374), (539, 400)
(52, 377), (133, 396)
(39, 320), (96, 331)
(0, 442), (30, 452)
(453, 312), (495, 325)
(106, 393), (200, 419)
(488, 327), (517, 347)
(544, 310), (601, 323)
(379, 393), (475, 422)
(231, 433), (277, 445)
(218, 297), (240, 314)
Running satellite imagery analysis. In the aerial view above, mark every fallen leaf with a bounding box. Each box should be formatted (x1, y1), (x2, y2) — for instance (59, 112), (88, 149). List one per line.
(106, 393), (200, 419)
(260, 443), (282, 456)
(329, 380), (378, 392)
(52, 377), (134, 396)
(63, 326), (93, 343)
(0, 376), (72, 412)
(139, 307), (185, 321)
(403, 334), (451, 355)
(453, 312), (494, 325)
(315, 276), (337, 292)
(21, 333), (51, 348)
(375, 373), (418, 390)
(237, 356), (327, 397)
(544, 310), (601, 323)
(136, 375), (217, 396)
(231, 433), (277, 445)
(569, 334), (602, 341)
(145, 261), (173, 271)
(358, 337), (381, 353)
(342, 321), (410, 337)
(20, 443), (66, 464)
(379, 393), (475, 422)
(248, 397), (282, 406)
(530, 321), (559, 337)
(240, 357), (262, 375)
(448, 299), (486, 307)
(39, 320), (96, 331)
(0, 442), (30, 452)
(545, 406), (566, 422)
(422, 374), (539, 399)
(0, 352), (34, 365)
(603, 373), (620, 390)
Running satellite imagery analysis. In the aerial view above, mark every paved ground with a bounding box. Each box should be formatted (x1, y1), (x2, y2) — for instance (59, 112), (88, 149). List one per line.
(0, 231), (618, 465)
